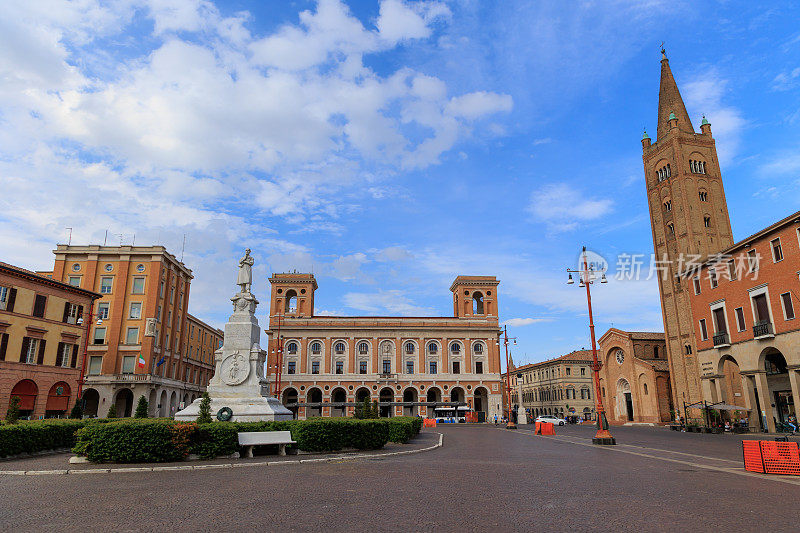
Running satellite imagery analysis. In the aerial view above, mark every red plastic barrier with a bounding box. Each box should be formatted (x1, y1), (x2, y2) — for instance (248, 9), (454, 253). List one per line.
(742, 440), (800, 475)
(535, 422), (542, 434)
(540, 422), (555, 436)
(422, 418), (437, 428)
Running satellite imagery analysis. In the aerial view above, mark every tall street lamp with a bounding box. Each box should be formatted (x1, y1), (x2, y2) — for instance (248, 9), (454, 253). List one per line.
(566, 246), (616, 445)
(76, 307), (102, 401)
(499, 325), (518, 429)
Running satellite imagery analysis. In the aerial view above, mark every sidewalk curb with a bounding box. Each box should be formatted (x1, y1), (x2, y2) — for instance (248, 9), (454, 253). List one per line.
(0, 432), (443, 477)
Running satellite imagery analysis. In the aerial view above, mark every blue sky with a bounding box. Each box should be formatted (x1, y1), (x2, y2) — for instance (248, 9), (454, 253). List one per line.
(2, 1), (800, 367)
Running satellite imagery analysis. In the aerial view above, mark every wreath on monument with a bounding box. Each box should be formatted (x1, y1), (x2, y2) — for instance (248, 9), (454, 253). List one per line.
(216, 407), (233, 421)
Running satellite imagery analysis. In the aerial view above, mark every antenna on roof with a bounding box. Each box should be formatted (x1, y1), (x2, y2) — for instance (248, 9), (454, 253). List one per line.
(103, 229), (108, 246)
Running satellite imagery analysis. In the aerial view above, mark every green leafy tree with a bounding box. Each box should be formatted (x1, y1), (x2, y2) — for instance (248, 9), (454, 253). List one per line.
(106, 402), (117, 419)
(134, 396), (149, 418)
(5, 396), (21, 424)
(371, 400), (380, 419)
(197, 392), (212, 424)
(69, 401), (83, 419)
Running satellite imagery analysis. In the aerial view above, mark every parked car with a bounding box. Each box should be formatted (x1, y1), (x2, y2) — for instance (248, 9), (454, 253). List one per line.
(535, 415), (565, 426)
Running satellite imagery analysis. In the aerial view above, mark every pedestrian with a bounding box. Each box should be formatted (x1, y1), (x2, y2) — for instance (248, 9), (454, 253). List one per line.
(493, 414), (498, 425)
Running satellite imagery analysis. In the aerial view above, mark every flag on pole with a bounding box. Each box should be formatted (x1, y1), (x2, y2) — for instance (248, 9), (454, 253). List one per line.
(137, 354), (146, 369)
(156, 357), (166, 367)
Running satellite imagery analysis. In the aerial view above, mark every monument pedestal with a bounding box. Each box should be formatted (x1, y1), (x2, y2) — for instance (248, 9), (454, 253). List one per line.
(175, 286), (292, 422)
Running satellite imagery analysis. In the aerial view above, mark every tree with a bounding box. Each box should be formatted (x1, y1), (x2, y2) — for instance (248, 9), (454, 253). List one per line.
(5, 396), (20, 424)
(134, 396), (149, 418)
(69, 401), (83, 419)
(106, 402), (117, 418)
(197, 392), (212, 424)
(371, 400), (380, 419)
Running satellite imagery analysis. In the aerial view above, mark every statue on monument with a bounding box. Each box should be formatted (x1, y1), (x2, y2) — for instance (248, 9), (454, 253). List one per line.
(174, 247), (292, 422)
(237, 248), (254, 293)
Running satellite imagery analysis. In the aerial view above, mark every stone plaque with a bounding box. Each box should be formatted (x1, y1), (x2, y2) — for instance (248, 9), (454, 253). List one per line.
(220, 351), (250, 386)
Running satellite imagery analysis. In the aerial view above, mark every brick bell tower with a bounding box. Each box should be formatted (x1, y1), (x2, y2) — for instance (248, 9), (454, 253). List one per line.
(642, 49), (734, 409)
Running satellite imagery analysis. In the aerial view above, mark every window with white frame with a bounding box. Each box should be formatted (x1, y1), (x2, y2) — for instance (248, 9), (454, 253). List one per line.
(286, 341), (298, 354)
(122, 356), (135, 374)
(406, 361), (414, 374)
(132, 277), (145, 294)
(358, 341), (369, 355)
(450, 342), (461, 354)
(59, 343), (72, 367)
(334, 341), (346, 354)
(709, 268), (718, 289)
(335, 361), (344, 374)
(100, 277), (113, 294)
(693, 277), (701, 295)
(97, 302), (109, 320)
(359, 361), (367, 374)
(427, 342), (438, 354)
(125, 327), (139, 345)
(473, 342), (484, 355)
(382, 359), (391, 374)
(429, 361), (437, 374)
(311, 361), (320, 374)
(735, 307), (746, 332)
(747, 250), (759, 272)
(475, 361), (483, 374)
(404, 342), (415, 354)
(781, 292), (795, 320)
(68, 276), (81, 287)
(771, 238), (783, 262)
(93, 327), (106, 345)
(129, 302), (142, 319)
(310, 341), (322, 355)
(699, 319), (708, 341)
(24, 338), (39, 364)
(88, 356), (103, 375)
(287, 361), (296, 374)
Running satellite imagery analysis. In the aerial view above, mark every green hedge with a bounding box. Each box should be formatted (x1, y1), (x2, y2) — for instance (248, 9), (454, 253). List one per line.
(0, 420), (89, 458)
(233, 418), (389, 452)
(385, 417), (423, 444)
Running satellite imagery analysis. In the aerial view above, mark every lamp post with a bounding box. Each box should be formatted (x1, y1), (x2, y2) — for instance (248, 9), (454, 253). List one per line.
(566, 246), (616, 445)
(270, 312), (285, 399)
(499, 325), (518, 429)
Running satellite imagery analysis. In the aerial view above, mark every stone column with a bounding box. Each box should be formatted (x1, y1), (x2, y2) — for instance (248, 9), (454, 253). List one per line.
(788, 367), (800, 418)
(714, 378), (725, 404)
(754, 372), (776, 433)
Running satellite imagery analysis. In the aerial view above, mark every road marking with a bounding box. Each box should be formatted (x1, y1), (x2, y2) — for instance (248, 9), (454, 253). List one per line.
(504, 428), (800, 486)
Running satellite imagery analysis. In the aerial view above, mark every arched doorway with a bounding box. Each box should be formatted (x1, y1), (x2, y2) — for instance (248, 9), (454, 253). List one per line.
(716, 354), (744, 407)
(473, 387), (488, 422)
(169, 391), (177, 417)
(450, 387), (465, 404)
(182, 394), (189, 409)
(331, 388), (347, 417)
(355, 387), (370, 403)
(115, 388), (134, 417)
(82, 388), (100, 418)
(616, 379), (633, 421)
(403, 388), (418, 416)
(379, 387), (394, 417)
(306, 388), (322, 418)
(10, 379), (37, 419)
(45, 382), (71, 418)
(762, 348), (792, 427)
(159, 390), (168, 417)
(282, 388), (298, 419)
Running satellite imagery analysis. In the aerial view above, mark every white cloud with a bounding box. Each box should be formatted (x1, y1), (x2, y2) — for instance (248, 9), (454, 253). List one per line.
(772, 67), (800, 91)
(374, 246), (413, 262)
(343, 290), (435, 316)
(503, 317), (553, 327)
(683, 72), (745, 166)
(527, 183), (613, 232)
(446, 91), (513, 120)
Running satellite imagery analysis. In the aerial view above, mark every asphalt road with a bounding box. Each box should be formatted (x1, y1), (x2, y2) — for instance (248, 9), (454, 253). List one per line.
(2, 425), (800, 532)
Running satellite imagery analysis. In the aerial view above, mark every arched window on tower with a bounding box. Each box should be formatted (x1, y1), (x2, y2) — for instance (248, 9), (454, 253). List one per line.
(704, 215), (711, 228)
(699, 191), (708, 202)
(284, 289), (298, 313)
(663, 200), (671, 212)
(666, 164), (671, 177)
(667, 223), (675, 236)
(473, 292), (484, 314)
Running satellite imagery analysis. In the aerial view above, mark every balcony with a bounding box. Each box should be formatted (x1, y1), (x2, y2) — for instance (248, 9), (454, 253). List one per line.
(753, 321), (774, 339)
(378, 372), (397, 382)
(712, 332), (730, 348)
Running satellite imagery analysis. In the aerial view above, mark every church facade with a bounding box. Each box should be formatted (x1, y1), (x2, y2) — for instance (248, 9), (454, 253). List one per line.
(264, 273), (504, 421)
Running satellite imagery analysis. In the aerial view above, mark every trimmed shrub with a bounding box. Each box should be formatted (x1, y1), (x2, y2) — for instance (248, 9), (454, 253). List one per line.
(134, 396), (149, 418)
(191, 422), (238, 459)
(74, 420), (193, 463)
(386, 417), (421, 444)
(232, 418), (389, 452)
(0, 420), (88, 457)
(5, 397), (20, 424)
(106, 403), (117, 419)
(69, 401), (83, 420)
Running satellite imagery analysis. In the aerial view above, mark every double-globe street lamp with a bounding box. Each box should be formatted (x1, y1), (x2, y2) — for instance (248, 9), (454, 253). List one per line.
(499, 325), (518, 429)
(566, 246), (616, 445)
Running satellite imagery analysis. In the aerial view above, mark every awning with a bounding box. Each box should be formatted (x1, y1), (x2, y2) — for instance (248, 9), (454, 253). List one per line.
(708, 403), (750, 411)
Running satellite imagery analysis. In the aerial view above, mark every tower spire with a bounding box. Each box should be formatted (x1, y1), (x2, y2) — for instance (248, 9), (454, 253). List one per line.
(656, 54), (694, 140)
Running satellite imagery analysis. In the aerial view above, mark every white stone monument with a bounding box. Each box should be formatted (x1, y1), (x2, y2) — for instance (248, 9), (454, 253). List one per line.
(175, 249), (292, 422)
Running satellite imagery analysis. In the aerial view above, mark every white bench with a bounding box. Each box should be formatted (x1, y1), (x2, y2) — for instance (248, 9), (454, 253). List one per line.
(237, 431), (296, 458)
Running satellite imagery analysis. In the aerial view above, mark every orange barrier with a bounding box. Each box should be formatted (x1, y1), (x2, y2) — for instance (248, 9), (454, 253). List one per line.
(534, 422), (541, 434)
(742, 440), (800, 475)
(423, 418), (437, 428)
(534, 422), (555, 435)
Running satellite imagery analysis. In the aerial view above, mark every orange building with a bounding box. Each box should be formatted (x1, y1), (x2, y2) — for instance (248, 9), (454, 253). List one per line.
(0, 262), (100, 419)
(265, 273), (504, 421)
(597, 329), (673, 424)
(687, 211), (800, 432)
(46, 245), (222, 417)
